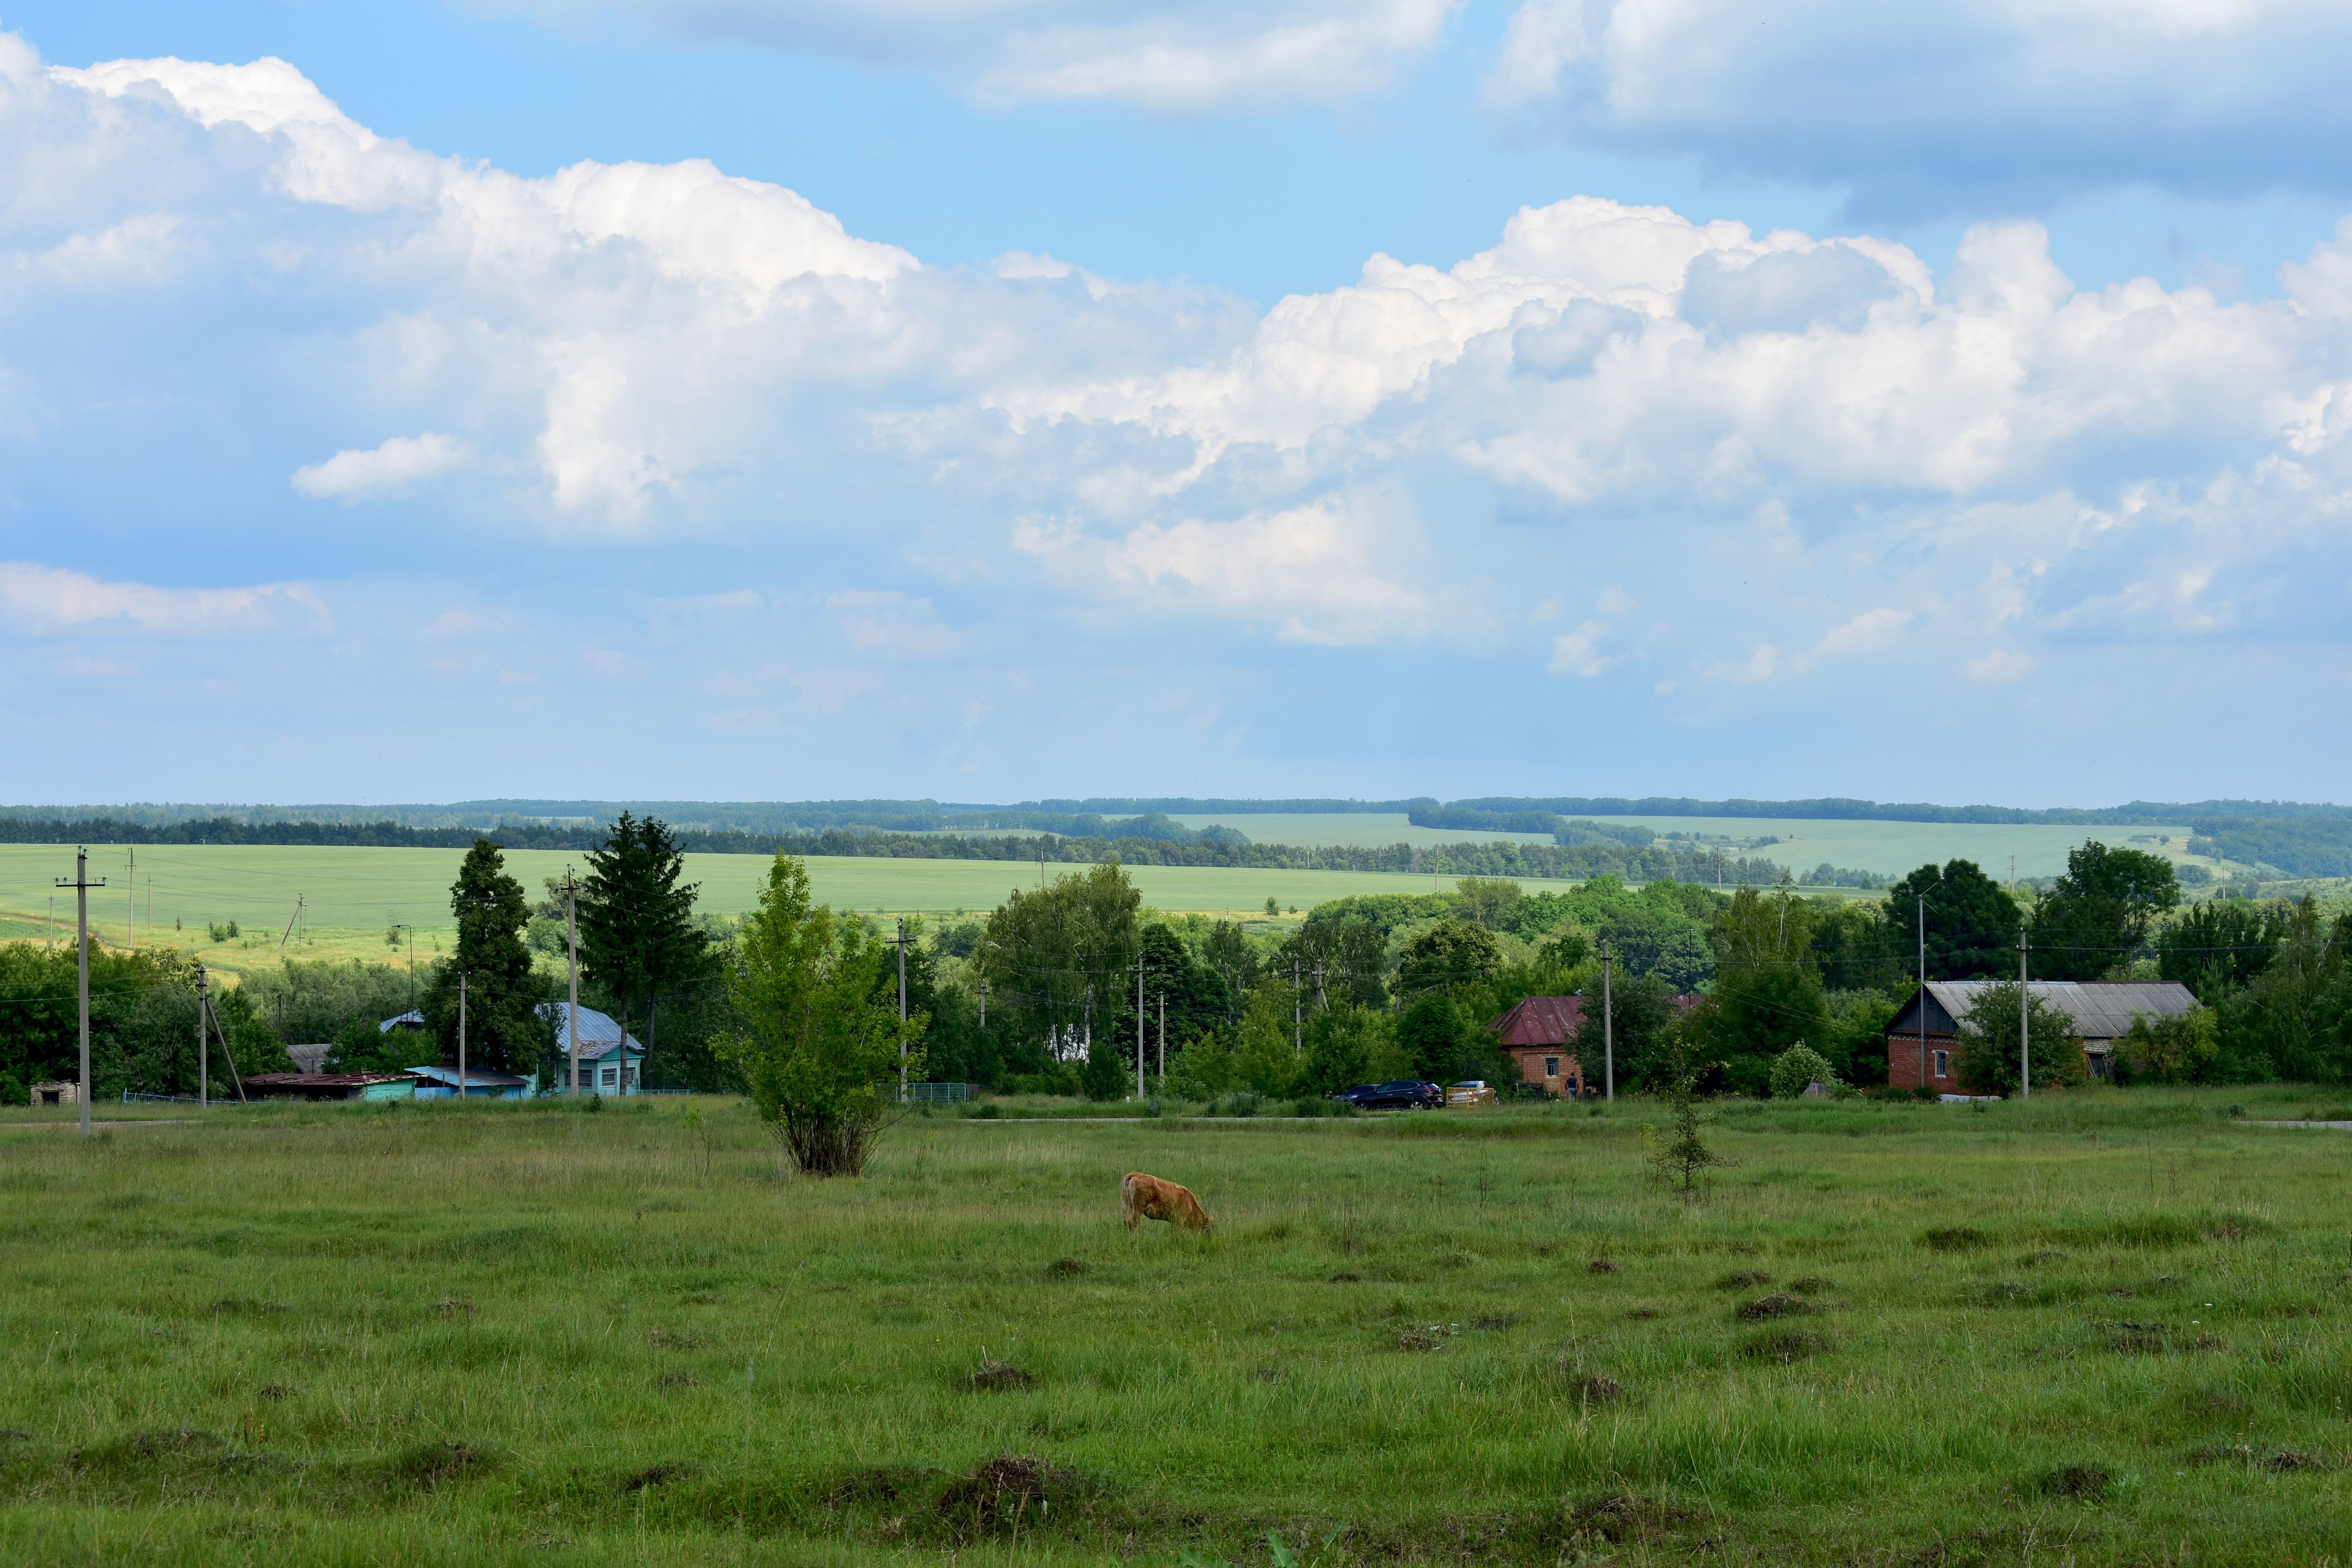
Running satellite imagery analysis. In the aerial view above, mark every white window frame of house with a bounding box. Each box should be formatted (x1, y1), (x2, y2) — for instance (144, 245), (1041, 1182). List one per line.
(1543, 1056), (1561, 1078)
(1932, 1049), (1949, 1080)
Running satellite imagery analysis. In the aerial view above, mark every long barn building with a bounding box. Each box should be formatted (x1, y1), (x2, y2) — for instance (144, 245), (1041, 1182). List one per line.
(1885, 981), (2197, 1093)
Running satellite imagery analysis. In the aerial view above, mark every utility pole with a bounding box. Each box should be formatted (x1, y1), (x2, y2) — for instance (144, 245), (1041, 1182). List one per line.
(897, 918), (909, 1103)
(1136, 951), (1146, 1100)
(197, 961), (209, 1108)
(979, 981), (987, 1031)
(1915, 870), (1942, 1092)
(1158, 992), (1166, 1082)
(1292, 957), (1302, 1055)
(201, 975), (246, 1104)
(2018, 930), (2030, 1101)
(458, 971), (468, 1105)
(57, 850), (103, 1137)
(1600, 938), (1613, 1102)
(280, 894), (306, 948)
(126, 846), (134, 952)
(565, 874), (581, 1098)
(1314, 961), (1327, 1012)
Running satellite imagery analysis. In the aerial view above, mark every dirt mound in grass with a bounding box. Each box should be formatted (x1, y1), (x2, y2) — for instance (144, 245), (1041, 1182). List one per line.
(962, 1357), (1036, 1392)
(934, 1455), (1088, 1535)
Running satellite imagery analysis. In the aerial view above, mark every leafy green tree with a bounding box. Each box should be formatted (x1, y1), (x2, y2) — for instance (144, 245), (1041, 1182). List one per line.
(1167, 1026), (1239, 1100)
(869, 917), (990, 1088)
(1602, 973), (1687, 1091)
(1234, 979), (1305, 1096)
(1881, 860), (2023, 981)
(1681, 884), (1832, 1097)
(1597, 903), (1714, 991)
(1304, 1004), (1391, 1094)
(1649, 1030), (1727, 1201)
(973, 861), (1141, 1075)
(1397, 921), (1501, 999)
(2027, 842), (2181, 981)
(1275, 916), (1388, 1010)
(578, 814), (710, 1085)
(1141, 921), (1233, 1054)
(1536, 924), (1591, 971)
(2158, 899), (2287, 1004)
(2224, 898), (2350, 1082)
(420, 839), (546, 1077)
(1454, 877), (1522, 930)
(1825, 988), (1902, 1087)
(1951, 983), (2085, 1095)
(1396, 991), (1466, 1082)
(2118, 1008), (2220, 1083)
(1200, 920), (1259, 1021)
(723, 855), (923, 1176)
(1810, 897), (1900, 991)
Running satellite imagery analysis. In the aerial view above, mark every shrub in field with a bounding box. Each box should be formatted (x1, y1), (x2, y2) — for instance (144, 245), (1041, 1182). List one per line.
(1767, 1043), (1842, 1100)
(1954, 983), (2086, 1095)
(2118, 1006), (2220, 1083)
(724, 854), (924, 1176)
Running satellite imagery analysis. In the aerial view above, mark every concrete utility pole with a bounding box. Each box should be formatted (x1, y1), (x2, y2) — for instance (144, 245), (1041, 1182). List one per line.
(280, 894), (306, 949)
(202, 974), (246, 1103)
(1158, 992), (1165, 1083)
(565, 875), (581, 1097)
(979, 981), (987, 1031)
(1314, 961), (1327, 1012)
(197, 961), (209, 1109)
(1915, 870), (1942, 1091)
(458, 971), (468, 1105)
(2018, 930), (2030, 1101)
(1136, 952), (1146, 1100)
(898, 918), (910, 1103)
(57, 850), (104, 1137)
(1600, 938), (1613, 1102)
(126, 847), (134, 952)
(1292, 958), (1302, 1055)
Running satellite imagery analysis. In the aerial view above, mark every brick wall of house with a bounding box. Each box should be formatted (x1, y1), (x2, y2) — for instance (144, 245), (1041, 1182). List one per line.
(1507, 1047), (1585, 1097)
(1885, 1034), (1960, 1092)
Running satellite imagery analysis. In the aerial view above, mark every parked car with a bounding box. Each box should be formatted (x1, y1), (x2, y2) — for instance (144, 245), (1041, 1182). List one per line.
(1334, 1080), (1441, 1110)
(1446, 1080), (1498, 1108)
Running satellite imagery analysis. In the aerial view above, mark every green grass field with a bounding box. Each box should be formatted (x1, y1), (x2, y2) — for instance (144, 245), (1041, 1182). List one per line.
(1171, 813), (2208, 882)
(0, 845), (1438, 981)
(2, 1089), (2348, 1565)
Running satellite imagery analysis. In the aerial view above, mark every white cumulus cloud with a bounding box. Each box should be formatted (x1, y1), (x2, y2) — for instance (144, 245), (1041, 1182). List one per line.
(502, 0), (1458, 109)
(0, 562), (327, 636)
(1487, 0), (2352, 213)
(292, 432), (469, 499)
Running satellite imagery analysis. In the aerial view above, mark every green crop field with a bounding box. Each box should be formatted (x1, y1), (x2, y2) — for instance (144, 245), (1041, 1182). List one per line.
(2, 1089), (2347, 1565)
(0, 845), (1440, 981)
(1172, 812), (2207, 881)
(1166, 814), (1557, 849)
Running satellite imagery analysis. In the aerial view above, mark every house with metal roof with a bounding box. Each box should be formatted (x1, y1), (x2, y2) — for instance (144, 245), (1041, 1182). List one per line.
(535, 1002), (646, 1095)
(1885, 981), (2197, 1092)
(405, 1065), (533, 1100)
(1486, 996), (1589, 1097)
(242, 1072), (418, 1102)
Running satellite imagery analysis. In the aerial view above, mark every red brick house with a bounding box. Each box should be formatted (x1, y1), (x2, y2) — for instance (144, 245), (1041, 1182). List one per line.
(1885, 980), (2198, 1092)
(1486, 996), (1588, 1097)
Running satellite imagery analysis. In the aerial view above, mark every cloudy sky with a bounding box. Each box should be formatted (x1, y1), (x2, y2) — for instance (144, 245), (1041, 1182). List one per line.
(1, 0), (2347, 808)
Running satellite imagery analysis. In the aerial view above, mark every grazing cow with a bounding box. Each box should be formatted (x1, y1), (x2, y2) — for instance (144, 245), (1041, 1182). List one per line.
(1121, 1172), (1212, 1233)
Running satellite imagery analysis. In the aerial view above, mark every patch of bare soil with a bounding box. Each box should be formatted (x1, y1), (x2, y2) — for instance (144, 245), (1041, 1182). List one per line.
(963, 1357), (1036, 1391)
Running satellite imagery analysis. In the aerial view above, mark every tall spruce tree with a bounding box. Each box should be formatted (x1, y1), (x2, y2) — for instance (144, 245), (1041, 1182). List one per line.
(423, 838), (542, 1076)
(578, 813), (709, 1088)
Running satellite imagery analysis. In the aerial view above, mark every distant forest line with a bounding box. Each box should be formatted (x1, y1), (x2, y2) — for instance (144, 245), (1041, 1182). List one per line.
(0, 814), (1796, 887)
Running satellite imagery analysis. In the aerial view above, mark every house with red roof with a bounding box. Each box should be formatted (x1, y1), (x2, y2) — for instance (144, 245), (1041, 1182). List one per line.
(1487, 995), (1588, 1097)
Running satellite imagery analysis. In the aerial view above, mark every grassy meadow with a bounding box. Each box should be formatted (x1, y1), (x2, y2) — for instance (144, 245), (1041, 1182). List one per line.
(4, 1089), (2350, 1564)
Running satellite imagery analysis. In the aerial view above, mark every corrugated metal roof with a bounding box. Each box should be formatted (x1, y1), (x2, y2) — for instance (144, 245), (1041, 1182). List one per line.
(405, 1065), (531, 1087)
(243, 1072), (411, 1087)
(1487, 995), (1585, 1047)
(1906, 981), (2196, 1042)
(535, 1002), (645, 1059)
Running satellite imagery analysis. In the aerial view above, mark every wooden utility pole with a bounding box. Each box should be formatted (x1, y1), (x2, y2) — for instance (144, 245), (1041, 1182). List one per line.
(280, 894), (306, 948)
(1600, 938), (1613, 1102)
(2018, 930), (2030, 1101)
(565, 874), (581, 1097)
(56, 850), (103, 1137)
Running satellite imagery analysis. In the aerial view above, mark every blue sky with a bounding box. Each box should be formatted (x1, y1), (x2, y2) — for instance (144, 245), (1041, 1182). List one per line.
(0, 0), (2347, 808)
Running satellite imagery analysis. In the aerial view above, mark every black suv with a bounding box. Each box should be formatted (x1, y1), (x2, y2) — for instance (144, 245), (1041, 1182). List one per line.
(1335, 1080), (1442, 1110)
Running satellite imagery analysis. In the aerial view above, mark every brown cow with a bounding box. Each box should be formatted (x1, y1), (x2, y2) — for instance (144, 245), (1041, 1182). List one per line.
(1121, 1172), (1212, 1233)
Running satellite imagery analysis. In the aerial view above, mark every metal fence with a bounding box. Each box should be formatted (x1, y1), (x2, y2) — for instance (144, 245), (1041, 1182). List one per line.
(903, 1082), (975, 1104)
